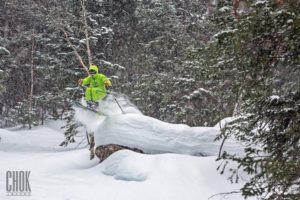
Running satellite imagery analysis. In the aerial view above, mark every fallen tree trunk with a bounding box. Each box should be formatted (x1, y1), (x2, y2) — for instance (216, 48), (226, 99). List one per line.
(95, 144), (144, 163)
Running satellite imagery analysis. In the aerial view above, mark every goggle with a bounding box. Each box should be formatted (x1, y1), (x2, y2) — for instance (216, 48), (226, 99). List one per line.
(89, 70), (97, 75)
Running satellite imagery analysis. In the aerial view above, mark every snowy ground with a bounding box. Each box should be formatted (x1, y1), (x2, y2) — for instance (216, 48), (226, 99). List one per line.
(0, 95), (249, 200)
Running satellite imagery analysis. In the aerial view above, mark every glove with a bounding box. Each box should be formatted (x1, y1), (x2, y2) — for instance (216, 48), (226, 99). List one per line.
(105, 79), (112, 87)
(78, 78), (83, 85)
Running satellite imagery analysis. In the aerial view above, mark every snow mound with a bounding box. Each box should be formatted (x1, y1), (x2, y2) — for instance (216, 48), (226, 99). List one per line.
(94, 113), (243, 156)
(95, 113), (220, 155)
(100, 93), (142, 115)
(74, 94), (141, 132)
(93, 149), (248, 200)
(73, 94), (244, 156)
(100, 150), (150, 181)
(0, 121), (250, 200)
(0, 122), (66, 152)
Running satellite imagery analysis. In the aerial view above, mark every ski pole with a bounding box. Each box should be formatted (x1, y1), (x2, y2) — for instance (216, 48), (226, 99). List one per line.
(107, 89), (125, 114)
(113, 96), (125, 114)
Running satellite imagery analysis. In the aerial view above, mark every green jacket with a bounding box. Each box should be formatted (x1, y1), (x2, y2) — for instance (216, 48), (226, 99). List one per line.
(82, 65), (111, 101)
(82, 73), (109, 93)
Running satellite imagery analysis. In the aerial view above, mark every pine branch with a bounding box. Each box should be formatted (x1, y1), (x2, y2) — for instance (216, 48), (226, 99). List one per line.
(208, 190), (241, 199)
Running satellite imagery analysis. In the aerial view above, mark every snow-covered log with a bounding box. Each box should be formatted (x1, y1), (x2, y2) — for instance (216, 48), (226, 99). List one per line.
(74, 96), (244, 160)
(95, 144), (143, 162)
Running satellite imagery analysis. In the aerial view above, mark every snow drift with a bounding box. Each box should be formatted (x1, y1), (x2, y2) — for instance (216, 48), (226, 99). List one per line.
(0, 125), (247, 200)
(0, 95), (249, 200)
(74, 94), (244, 156)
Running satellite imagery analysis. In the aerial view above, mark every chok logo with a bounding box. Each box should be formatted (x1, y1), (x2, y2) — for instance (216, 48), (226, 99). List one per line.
(6, 171), (31, 196)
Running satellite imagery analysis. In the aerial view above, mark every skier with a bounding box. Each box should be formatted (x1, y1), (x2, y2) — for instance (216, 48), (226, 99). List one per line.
(78, 65), (111, 109)
(78, 65), (111, 160)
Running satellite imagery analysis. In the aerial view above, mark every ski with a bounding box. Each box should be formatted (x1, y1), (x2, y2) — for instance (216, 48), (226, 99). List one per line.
(73, 101), (107, 116)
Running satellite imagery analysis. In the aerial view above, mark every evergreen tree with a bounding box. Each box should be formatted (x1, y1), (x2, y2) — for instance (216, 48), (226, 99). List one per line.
(1, 0), (216, 128)
(194, 0), (300, 198)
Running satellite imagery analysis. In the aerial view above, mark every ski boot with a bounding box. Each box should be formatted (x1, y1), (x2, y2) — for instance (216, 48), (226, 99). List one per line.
(87, 101), (99, 110)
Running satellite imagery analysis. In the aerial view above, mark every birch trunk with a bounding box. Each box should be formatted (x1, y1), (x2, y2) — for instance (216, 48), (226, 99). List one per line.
(28, 34), (35, 129)
(81, 0), (92, 66)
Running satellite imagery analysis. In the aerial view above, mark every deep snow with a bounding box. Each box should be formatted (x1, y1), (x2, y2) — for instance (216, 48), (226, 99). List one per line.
(75, 95), (244, 156)
(0, 95), (249, 200)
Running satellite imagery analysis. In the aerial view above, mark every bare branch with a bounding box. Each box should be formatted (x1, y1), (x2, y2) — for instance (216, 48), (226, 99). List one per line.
(31, 0), (89, 74)
(60, 27), (89, 74)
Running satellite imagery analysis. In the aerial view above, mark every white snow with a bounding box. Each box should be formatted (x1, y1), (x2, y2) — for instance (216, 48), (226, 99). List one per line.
(214, 117), (236, 129)
(255, 0), (267, 6)
(100, 27), (113, 35)
(0, 46), (10, 55)
(74, 95), (244, 156)
(219, 6), (231, 12)
(0, 97), (249, 200)
(93, 113), (243, 156)
(212, 29), (238, 42)
(270, 95), (280, 101)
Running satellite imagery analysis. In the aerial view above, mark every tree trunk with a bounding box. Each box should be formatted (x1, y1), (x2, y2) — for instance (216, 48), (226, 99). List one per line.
(60, 28), (89, 74)
(28, 33), (35, 130)
(95, 144), (144, 163)
(4, 21), (9, 39)
(41, 105), (44, 125)
(81, 0), (92, 66)
(233, 88), (244, 116)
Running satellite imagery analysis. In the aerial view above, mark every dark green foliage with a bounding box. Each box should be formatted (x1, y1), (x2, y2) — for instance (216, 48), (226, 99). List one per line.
(0, 0), (216, 128)
(113, 0), (215, 126)
(0, 0), (77, 127)
(217, 93), (300, 199)
(197, 0), (300, 199)
(60, 109), (79, 147)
